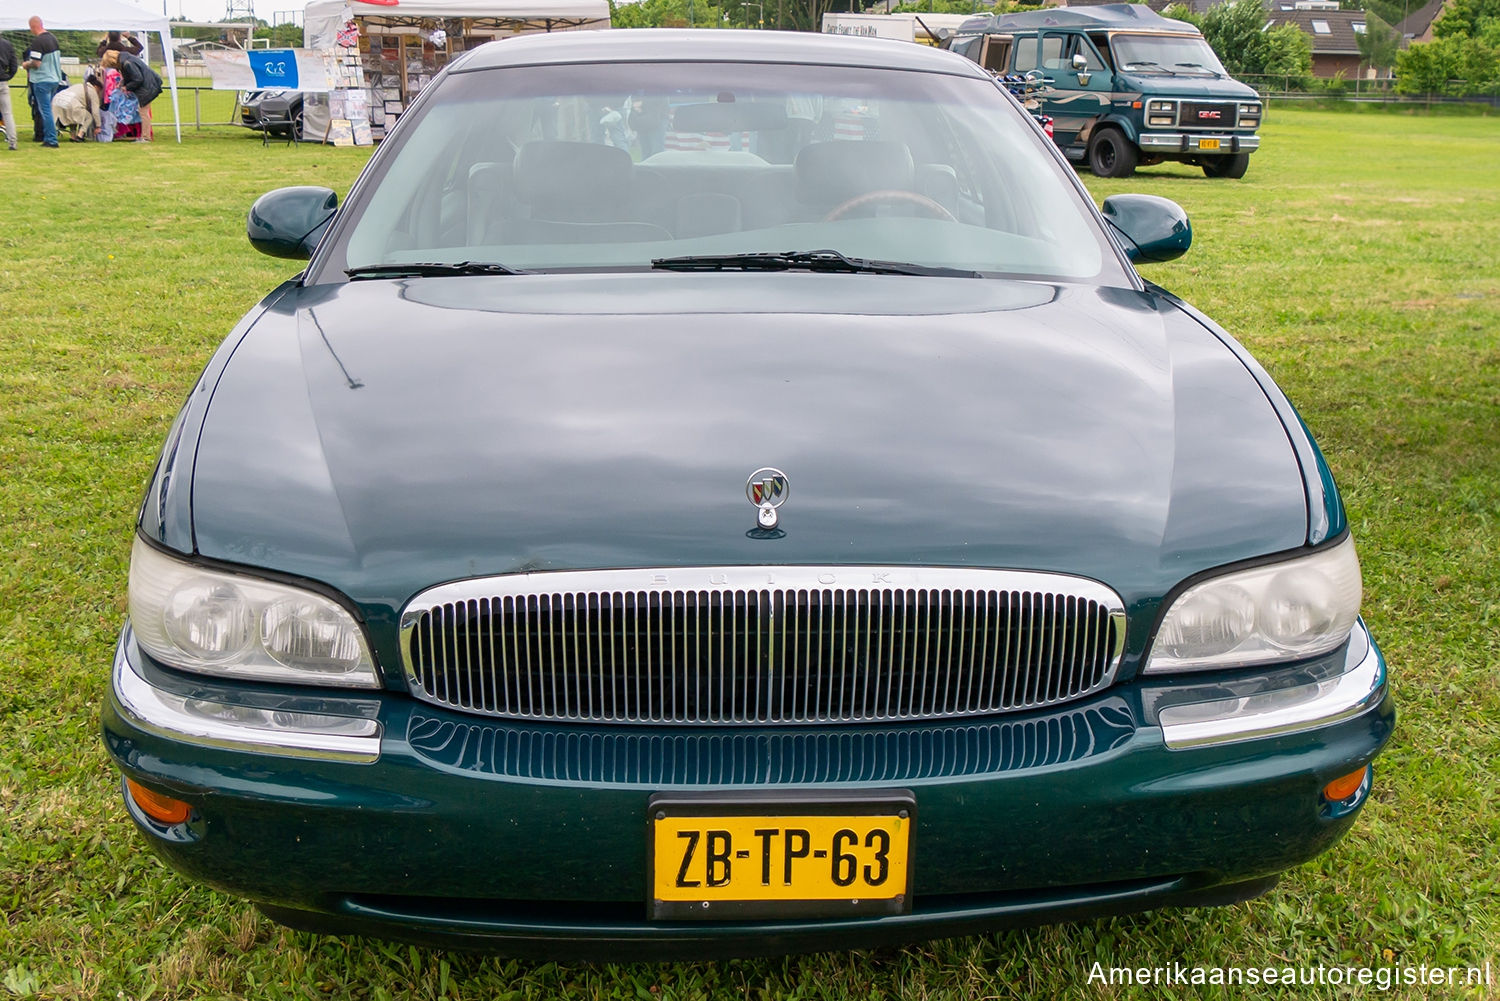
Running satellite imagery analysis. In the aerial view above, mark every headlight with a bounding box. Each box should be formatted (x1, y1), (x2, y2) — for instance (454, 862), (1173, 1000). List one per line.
(1144, 537), (1361, 674)
(1146, 99), (1176, 128)
(129, 537), (379, 688)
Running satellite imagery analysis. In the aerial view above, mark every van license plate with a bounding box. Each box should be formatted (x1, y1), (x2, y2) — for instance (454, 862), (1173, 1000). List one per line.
(1199, 138), (1221, 150)
(649, 793), (914, 920)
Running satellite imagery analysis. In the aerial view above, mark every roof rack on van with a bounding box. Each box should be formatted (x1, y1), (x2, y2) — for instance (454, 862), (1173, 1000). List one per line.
(953, 4), (1202, 36)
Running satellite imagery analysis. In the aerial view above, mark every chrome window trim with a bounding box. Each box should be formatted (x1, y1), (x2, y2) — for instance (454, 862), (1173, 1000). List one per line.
(112, 630), (383, 763)
(399, 566), (1128, 724)
(1157, 622), (1385, 750)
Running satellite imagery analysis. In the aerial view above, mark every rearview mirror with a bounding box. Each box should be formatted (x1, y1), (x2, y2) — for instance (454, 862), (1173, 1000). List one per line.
(247, 186), (338, 260)
(1100, 194), (1192, 263)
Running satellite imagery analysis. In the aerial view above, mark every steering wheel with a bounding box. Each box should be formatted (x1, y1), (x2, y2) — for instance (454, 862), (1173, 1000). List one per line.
(823, 189), (957, 223)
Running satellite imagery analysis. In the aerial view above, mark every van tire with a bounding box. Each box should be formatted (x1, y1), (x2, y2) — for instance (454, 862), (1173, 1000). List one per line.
(1087, 128), (1137, 178)
(1202, 153), (1250, 179)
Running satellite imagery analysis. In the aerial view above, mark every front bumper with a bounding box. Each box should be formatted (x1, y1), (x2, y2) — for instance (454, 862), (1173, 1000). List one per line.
(103, 621), (1392, 958)
(1138, 132), (1260, 155)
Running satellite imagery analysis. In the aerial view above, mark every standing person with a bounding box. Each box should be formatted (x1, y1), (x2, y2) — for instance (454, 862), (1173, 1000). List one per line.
(115, 48), (161, 142)
(626, 95), (668, 159)
(96, 31), (144, 58)
(0, 34), (18, 151)
(22, 15), (63, 148)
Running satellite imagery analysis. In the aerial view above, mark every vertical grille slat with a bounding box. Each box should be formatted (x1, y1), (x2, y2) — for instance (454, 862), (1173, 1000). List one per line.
(403, 569), (1124, 724)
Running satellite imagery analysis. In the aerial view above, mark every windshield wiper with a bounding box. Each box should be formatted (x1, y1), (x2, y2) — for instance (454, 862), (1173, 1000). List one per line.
(1123, 60), (1177, 75)
(651, 249), (981, 279)
(1174, 61), (1221, 76)
(345, 261), (530, 279)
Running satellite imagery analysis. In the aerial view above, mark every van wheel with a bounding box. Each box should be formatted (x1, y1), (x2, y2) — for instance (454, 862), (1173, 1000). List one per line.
(1202, 153), (1250, 179)
(1087, 128), (1137, 178)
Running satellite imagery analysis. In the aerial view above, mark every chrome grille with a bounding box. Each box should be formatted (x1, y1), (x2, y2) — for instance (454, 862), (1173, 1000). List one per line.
(1177, 101), (1238, 129)
(400, 567), (1126, 725)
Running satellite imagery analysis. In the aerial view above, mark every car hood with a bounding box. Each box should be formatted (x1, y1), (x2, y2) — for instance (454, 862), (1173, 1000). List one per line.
(190, 273), (1305, 620)
(1114, 73), (1259, 101)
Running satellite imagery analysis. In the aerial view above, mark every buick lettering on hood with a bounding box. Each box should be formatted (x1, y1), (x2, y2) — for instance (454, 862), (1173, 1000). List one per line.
(103, 29), (1392, 958)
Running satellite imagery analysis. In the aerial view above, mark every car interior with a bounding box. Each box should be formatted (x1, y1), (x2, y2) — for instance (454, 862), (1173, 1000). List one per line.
(338, 73), (1108, 280)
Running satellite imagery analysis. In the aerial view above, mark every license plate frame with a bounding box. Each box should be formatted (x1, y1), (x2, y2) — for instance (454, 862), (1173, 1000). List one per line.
(1199, 138), (1222, 150)
(647, 790), (916, 921)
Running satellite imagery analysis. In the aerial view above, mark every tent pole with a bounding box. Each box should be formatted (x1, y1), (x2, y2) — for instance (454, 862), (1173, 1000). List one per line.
(163, 26), (182, 142)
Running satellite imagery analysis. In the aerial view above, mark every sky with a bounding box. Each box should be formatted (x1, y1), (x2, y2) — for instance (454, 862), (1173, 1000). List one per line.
(142, 0), (295, 25)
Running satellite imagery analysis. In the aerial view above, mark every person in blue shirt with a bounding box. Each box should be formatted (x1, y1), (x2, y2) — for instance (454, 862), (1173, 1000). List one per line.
(22, 15), (64, 148)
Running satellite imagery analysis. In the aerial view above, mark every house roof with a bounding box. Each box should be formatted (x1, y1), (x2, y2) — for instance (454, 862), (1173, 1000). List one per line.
(1265, 8), (1369, 55)
(1141, 0), (1222, 14)
(1395, 0), (1445, 39)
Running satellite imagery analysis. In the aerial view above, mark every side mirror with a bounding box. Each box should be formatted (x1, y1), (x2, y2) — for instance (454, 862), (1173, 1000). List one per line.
(1071, 52), (1089, 71)
(247, 186), (338, 260)
(1101, 194), (1192, 264)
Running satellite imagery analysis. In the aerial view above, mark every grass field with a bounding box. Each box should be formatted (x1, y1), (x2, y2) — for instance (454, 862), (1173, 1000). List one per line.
(0, 108), (1497, 1000)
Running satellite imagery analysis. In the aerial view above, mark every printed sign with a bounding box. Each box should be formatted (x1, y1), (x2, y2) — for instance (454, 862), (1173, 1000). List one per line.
(248, 50), (300, 90)
(202, 50), (335, 92)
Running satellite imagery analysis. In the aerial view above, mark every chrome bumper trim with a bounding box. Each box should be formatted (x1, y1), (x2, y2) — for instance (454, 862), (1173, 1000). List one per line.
(1138, 133), (1260, 153)
(112, 634), (383, 763)
(1158, 626), (1384, 750)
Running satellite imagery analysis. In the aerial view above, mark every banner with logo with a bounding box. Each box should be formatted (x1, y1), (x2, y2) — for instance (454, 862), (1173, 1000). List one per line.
(201, 50), (337, 92)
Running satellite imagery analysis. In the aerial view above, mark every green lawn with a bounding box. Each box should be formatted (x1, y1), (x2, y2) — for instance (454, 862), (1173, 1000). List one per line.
(0, 109), (1496, 1000)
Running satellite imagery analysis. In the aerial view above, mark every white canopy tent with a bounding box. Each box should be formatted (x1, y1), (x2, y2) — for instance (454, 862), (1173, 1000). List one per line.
(305, 0), (611, 50)
(0, 0), (183, 142)
(301, 0), (609, 142)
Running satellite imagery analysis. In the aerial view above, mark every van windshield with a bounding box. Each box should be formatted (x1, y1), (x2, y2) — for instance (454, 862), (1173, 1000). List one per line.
(1111, 34), (1228, 76)
(331, 60), (1125, 284)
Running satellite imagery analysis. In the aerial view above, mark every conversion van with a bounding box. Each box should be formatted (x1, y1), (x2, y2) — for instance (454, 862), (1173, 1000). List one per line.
(946, 3), (1262, 178)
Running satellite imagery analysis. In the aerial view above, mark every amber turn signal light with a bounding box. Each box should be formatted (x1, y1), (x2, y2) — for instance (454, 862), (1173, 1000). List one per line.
(126, 778), (192, 825)
(1322, 767), (1368, 802)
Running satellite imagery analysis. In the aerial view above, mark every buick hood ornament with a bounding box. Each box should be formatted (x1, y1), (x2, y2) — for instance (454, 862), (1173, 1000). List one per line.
(746, 467), (789, 529)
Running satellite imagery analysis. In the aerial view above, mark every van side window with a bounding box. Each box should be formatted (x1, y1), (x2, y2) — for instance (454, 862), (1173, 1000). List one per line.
(980, 36), (1012, 73)
(1014, 36), (1038, 72)
(1087, 32), (1115, 70)
(951, 36), (981, 61)
(1038, 34), (1066, 70)
(1040, 33), (1105, 72)
(1064, 34), (1106, 71)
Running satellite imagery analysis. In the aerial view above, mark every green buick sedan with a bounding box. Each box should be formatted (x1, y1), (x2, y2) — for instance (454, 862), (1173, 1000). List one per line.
(103, 29), (1393, 958)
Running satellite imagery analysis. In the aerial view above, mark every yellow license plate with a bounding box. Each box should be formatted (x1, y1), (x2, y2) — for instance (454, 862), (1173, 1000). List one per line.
(1199, 138), (1221, 150)
(650, 795), (914, 920)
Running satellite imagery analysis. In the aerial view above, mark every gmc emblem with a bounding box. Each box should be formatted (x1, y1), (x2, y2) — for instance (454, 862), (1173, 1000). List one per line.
(1199, 110), (1223, 119)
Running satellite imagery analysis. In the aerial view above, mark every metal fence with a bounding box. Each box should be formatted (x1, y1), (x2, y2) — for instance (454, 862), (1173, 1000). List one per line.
(3, 83), (242, 132)
(1239, 74), (1500, 107)
(8, 77), (1494, 141)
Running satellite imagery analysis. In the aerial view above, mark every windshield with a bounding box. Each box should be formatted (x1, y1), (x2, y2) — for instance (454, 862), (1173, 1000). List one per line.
(1111, 34), (1228, 76)
(330, 60), (1122, 283)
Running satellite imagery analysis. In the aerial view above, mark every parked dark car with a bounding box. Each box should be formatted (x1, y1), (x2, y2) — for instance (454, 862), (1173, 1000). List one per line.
(105, 29), (1392, 959)
(238, 89), (303, 139)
